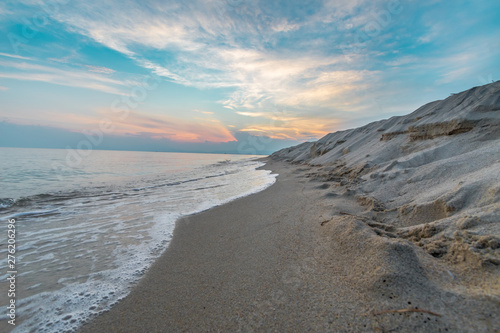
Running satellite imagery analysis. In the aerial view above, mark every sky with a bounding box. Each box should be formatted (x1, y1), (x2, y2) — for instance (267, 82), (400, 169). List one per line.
(0, 0), (499, 154)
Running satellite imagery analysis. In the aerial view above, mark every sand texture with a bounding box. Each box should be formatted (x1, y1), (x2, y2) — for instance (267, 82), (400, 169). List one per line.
(271, 82), (500, 272)
(79, 161), (499, 332)
(78, 82), (500, 332)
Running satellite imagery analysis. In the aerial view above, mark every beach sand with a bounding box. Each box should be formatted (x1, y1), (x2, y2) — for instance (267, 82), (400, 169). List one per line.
(78, 159), (499, 332)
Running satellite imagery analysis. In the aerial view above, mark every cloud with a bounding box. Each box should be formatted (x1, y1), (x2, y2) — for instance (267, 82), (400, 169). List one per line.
(6, 0), (499, 144)
(270, 19), (300, 33)
(19, 107), (237, 143)
(0, 86), (8, 91)
(57, 1), (367, 113)
(134, 58), (187, 84)
(194, 110), (214, 115)
(276, 70), (378, 108)
(238, 111), (340, 140)
(236, 111), (267, 117)
(46, 0), (382, 119)
(0, 59), (128, 95)
(0, 52), (32, 60)
(0, 2), (13, 19)
(85, 65), (115, 74)
(444, 53), (488, 82)
(385, 56), (418, 67)
(419, 37), (499, 85)
(98, 109), (237, 143)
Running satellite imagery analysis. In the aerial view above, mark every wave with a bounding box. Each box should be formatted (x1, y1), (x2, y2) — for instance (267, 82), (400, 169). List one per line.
(193, 184), (225, 191)
(0, 159), (260, 213)
(131, 177), (206, 192)
(0, 190), (121, 212)
(0, 197), (15, 209)
(4, 208), (61, 219)
(131, 173), (233, 192)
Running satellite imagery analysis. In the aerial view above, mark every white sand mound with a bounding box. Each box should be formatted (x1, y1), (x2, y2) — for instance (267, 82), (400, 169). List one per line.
(272, 81), (500, 269)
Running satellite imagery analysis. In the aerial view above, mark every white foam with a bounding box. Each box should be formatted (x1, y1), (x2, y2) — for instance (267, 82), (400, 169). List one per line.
(8, 158), (276, 333)
(3, 208), (60, 219)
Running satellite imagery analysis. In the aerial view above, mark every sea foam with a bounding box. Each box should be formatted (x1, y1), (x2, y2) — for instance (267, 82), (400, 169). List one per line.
(0, 150), (275, 332)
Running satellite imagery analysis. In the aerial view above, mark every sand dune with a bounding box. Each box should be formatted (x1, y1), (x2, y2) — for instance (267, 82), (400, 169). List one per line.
(270, 81), (500, 329)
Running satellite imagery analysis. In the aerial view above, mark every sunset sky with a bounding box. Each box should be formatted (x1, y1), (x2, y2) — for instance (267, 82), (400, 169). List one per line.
(1, 0), (499, 154)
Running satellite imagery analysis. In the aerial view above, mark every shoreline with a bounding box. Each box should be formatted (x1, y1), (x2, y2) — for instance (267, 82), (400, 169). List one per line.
(78, 159), (499, 332)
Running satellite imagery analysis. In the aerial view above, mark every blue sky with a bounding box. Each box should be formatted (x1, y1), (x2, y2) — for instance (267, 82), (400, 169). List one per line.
(0, 0), (499, 153)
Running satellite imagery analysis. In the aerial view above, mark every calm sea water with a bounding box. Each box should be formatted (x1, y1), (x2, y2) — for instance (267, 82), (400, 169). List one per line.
(0, 148), (276, 332)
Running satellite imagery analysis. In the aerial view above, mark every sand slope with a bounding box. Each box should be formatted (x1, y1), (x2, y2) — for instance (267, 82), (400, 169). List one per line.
(271, 82), (500, 329)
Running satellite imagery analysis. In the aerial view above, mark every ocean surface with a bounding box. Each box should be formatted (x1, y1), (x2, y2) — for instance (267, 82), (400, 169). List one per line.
(0, 148), (276, 332)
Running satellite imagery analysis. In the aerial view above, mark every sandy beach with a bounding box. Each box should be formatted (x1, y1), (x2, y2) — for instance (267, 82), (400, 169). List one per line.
(3, 0), (500, 331)
(77, 82), (500, 332)
(78, 158), (499, 332)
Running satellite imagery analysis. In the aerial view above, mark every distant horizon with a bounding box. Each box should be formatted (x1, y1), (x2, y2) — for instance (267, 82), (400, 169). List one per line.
(0, 144), (271, 156)
(0, 121), (291, 155)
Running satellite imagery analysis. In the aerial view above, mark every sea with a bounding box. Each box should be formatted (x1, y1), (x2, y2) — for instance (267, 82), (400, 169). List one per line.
(0, 147), (277, 332)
